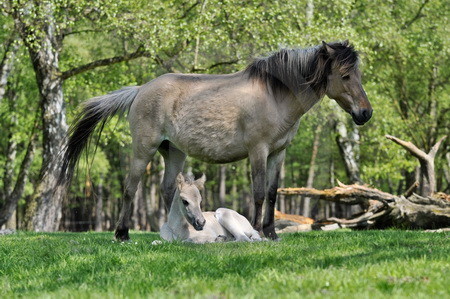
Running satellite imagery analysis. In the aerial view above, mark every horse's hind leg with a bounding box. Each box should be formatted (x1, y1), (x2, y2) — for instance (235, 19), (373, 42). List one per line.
(115, 150), (157, 241)
(158, 141), (186, 210)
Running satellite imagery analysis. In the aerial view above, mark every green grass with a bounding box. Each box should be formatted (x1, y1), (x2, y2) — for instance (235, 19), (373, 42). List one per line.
(0, 230), (449, 298)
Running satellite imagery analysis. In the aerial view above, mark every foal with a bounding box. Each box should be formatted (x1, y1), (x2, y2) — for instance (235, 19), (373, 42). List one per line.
(160, 173), (261, 243)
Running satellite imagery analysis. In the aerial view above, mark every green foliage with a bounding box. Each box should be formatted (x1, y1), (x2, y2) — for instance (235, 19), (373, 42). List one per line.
(1, 231), (449, 297)
(0, 0), (449, 219)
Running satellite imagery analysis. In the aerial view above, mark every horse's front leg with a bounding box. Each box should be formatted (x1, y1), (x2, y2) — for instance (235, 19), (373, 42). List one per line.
(263, 149), (286, 240)
(249, 146), (269, 233)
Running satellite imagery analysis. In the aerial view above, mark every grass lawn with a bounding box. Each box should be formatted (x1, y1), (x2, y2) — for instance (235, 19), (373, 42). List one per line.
(0, 230), (449, 298)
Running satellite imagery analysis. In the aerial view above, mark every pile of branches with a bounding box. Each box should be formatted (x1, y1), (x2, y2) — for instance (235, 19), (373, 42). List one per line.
(278, 182), (450, 229)
(277, 135), (450, 230)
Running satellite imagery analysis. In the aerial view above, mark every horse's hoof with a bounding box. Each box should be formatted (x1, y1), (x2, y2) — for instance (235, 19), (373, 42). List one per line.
(263, 227), (279, 240)
(115, 228), (130, 241)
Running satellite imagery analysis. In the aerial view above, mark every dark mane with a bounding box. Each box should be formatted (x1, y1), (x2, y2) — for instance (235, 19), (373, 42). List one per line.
(244, 41), (359, 97)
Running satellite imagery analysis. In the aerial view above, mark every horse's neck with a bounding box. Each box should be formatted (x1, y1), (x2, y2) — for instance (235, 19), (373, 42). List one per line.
(167, 191), (189, 230)
(276, 87), (322, 127)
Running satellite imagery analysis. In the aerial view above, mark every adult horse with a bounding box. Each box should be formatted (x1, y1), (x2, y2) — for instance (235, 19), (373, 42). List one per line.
(59, 40), (372, 241)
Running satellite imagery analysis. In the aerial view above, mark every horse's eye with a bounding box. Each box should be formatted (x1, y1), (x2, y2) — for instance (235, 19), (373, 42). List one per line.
(182, 200), (189, 206)
(342, 75), (350, 80)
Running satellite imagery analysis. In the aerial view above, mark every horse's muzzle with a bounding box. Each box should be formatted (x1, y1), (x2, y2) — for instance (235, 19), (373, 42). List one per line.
(192, 218), (206, 231)
(351, 108), (373, 125)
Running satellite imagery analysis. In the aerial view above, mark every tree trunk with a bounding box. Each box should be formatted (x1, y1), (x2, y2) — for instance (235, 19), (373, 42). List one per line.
(0, 35), (19, 102)
(334, 119), (363, 184)
(386, 135), (446, 197)
(278, 162), (286, 213)
(26, 38), (68, 231)
(231, 178), (239, 211)
(302, 123), (322, 217)
(0, 130), (37, 227)
(147, 163), (159, 231)
(219, 165), (226, 207)
(94, 178), (104, 232)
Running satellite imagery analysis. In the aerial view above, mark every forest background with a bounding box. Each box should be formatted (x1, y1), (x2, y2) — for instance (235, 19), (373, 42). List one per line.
(0, 0), (448, 232)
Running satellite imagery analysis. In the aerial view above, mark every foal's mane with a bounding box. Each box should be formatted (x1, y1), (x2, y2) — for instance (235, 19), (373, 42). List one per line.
(244, 41), (359, 97)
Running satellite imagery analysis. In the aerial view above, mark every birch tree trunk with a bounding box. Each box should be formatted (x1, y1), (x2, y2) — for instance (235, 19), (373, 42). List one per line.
(278, 163), (286, 213)
(219, 165), (227, 207)
(0, 35), (19, 102)
(0, 34), (37, 228)
(334, 119), (363, 184)
(94, 178), (104, 232)
(302, 123), (322, 217)
(26, 30), (68, 231)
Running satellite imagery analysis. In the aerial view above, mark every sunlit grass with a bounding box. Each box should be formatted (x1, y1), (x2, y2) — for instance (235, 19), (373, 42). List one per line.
(1, 230), (449, 298)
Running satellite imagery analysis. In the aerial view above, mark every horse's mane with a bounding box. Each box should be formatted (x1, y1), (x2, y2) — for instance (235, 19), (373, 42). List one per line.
(244, 41), (359, 97)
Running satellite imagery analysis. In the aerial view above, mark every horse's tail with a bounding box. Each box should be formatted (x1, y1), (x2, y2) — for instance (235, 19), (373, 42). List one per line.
(58, 86), (140, 186)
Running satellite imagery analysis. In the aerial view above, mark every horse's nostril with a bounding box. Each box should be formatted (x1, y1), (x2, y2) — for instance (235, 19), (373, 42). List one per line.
(361, 108), (372, 121)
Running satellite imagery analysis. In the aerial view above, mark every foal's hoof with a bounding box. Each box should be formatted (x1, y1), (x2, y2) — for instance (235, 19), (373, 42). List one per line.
(115, 228), (130, 241)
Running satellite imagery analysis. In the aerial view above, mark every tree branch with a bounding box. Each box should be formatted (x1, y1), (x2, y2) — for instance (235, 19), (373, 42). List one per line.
(402, 0), (430, 29)
(61, 47), (151, 80)
(385, 135), (428, 161)
(191, 59), (239, 72)
(429, 135), (447, 159)
(278, 183), (397, 204)
(0, 124), (37, 226)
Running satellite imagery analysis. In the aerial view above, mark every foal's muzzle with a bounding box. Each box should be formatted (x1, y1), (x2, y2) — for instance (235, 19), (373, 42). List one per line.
(192, 218), (206, 231)
(351, 108), (373, 125)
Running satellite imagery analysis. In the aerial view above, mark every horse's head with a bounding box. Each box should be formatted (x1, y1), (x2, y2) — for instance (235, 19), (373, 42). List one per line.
(323, 41), (372, 125)
(176, 173), (206, 231)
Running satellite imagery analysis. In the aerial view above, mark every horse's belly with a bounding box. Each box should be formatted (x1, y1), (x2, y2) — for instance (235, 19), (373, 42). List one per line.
(171, 124), (248, 163)
(185, 143), (248, 163)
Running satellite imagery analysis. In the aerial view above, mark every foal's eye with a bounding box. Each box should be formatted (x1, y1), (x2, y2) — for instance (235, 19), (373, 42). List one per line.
(182, 200), (189, 206)
(342, 75), (350, 80)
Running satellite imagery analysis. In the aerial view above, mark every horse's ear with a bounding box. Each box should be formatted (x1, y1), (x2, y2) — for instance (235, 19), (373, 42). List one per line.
(322, 41), (335, 57)
(342, 39), (349, 46)
(176, 173), (185, 189)
(194, 173), (206, 191)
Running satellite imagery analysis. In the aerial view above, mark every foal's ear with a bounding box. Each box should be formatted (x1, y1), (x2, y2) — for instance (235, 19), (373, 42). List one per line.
(342, 39), (349, 47)
(322, 41), (335, 57)
(194, 173), (206, 191)
(176, 173), (185, 189)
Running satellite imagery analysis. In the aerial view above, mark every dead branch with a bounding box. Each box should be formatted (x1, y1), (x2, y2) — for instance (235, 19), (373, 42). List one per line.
(278, 183), (450, 230)
(404, 181), (419, 197)
(385, 134), (447, 197)
(278, 183), (396, 204)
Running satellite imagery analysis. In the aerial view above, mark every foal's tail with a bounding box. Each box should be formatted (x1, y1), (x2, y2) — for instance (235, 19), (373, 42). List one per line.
(58, 86), (140, 186)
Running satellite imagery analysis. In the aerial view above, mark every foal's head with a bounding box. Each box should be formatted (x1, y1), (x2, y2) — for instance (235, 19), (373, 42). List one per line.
(176, 173), (206, 231)
(321, 40), (373, 125)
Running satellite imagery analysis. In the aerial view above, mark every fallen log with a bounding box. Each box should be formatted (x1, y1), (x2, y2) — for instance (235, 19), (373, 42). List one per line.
(278, 183), (450, 229)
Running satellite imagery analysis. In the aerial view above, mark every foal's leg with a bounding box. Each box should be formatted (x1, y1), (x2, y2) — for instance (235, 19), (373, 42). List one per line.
(263, 149), (286, 240)
(158, 141), (187, 210)
(216, 208), (256, 242)
(249, 146), (268, 233)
